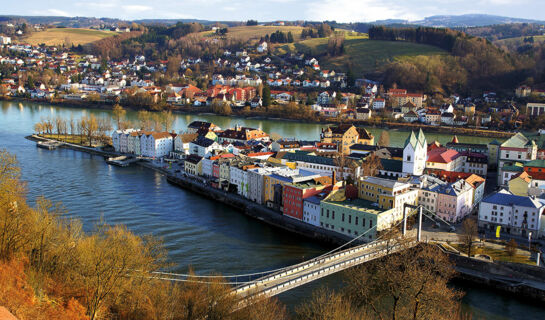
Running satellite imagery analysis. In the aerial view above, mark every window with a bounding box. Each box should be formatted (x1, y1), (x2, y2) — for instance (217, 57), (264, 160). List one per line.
(349, 215), (352, 224)
(355, 217), (359, 225)
(342, 214), (345, 222)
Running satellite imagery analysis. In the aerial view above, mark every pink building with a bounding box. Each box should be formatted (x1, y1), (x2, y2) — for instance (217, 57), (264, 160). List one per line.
(435, 180), (474, 223)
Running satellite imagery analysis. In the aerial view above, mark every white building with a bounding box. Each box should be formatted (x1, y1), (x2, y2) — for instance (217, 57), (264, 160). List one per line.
(303, 197), (321, 227)
(257, 42), (268, 53)
(479, 189), (545, 238)
(112, 129), (136, 153)
(402, 130), (427, 176)
(140, 132), (173, 158)
(188, 137), (222, 157)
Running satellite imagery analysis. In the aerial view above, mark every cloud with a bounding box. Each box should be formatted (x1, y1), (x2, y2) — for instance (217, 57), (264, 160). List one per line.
(306, 0), (412, 22)
(122, 5), (153, 13)
(43, 9), (71, 16)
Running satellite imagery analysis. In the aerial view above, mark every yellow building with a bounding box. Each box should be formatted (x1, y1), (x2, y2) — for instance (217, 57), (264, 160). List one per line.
(320, 124), (374, 155)
(358, 176), (419, 216)
(508, 171), (531, 196)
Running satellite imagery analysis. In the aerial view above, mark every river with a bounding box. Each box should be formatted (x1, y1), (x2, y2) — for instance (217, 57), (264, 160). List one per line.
(0, 100), (542, 319)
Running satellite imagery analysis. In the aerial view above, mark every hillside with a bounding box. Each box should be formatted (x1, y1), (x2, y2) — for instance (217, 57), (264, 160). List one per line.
(276, 36), (446, 74)
(201, 25), (304, 42)
(18, 28), (117, 46)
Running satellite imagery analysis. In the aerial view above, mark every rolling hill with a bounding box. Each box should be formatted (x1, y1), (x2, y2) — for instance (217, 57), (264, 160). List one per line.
(276, 35), (447, 75)
(17, 28), (118, 46)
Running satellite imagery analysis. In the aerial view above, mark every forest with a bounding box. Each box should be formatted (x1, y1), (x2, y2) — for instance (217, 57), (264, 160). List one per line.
(367, 26), (536, 95)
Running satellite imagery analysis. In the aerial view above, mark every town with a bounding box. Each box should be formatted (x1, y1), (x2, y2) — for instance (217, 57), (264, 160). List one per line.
(108, 120), (545, 242)
(1, 24), (545, 130)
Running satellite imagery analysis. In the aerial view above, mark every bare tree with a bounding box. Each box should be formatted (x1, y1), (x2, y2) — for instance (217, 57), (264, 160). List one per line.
(345, 245), (463, 320)
(112, 104), (126, 129)
(360, 153), (383, 177)
(378, 130), (390, 147)
(458, 218), (479, 257)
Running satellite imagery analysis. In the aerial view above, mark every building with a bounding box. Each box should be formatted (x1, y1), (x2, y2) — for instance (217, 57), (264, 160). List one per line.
(526, 103), (545, 117)
(174, 133), (199, 154)
(0, 36), (11, 45)
(402, 130), (427, 176)
(478, 190), (545, 237)
(498, 133), (537, 185)
(262, 168), (321, 210)
(218, 126), (269, 143)
(357, 176), (419, 217)
(186, 121), (220, 134)
(426, 147), (462, 172)
(389, 93), (423, 108)
(460, 151), (488, 176)
(508, 171), (532, 197)
(434, 180), (474, 223)
(188, 136), (222, 157)
(320, 188), (406, 241)
(184, 154), (203, 176)
(140, 132), (174, 158)
(282, 180), (330, 220)
(320, 124), (374, 155)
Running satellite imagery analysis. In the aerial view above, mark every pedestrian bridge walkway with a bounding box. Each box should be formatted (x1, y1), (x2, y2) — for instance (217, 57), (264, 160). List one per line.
(150, 205), (451, 304)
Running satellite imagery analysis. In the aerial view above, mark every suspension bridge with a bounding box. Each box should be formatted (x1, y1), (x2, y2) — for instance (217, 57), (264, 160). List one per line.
(150, 205), (452, 303)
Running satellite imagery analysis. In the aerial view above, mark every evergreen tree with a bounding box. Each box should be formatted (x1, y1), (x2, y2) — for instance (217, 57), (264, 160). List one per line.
(262, 85), (271, 108)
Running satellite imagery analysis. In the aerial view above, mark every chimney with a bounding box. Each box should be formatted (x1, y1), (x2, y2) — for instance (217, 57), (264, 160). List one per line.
(332, 170), (336, 185)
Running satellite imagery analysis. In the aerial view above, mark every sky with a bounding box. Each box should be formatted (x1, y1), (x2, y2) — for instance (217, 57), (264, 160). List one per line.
(2, 0), (545, 22)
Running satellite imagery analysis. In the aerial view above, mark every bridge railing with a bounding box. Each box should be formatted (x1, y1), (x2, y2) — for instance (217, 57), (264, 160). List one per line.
(233, 239), (391, 295)
(244, 240), (418, 299)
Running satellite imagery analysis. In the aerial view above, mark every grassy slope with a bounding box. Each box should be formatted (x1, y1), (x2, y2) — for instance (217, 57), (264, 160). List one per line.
(495, 35), (545, 47)
(19, 28), (117, 46)
(276, 35), (447, 74)
(200, 25), (304, 42)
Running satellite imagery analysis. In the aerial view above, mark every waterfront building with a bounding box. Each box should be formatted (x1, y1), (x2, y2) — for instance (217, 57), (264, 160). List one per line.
(282, 180), (331, 220)
(230, 161), (258, 198)
(263, 168), (321, 210)
(140, 132), (174, 158)
(270, 140), (301, 152)
(320, 188), (405, 241)
(478, 189), (545, 238)
(128, 131), (142, 155)
(402, 129), (427, 176)
(303, 192), (329, 227)
(111, 129), (136, 153)
(184, 154), (203, 176)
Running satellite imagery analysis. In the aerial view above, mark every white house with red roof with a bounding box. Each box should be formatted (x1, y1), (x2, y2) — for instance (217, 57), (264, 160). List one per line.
(426, 147), (463, 172)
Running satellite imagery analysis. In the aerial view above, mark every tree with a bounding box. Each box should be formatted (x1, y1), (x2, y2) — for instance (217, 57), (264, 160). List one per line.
(262, 85), (271, 108)
(505, 239), (518, 257)
(295, 287), (365, 320)
(458, 218), (479, 257)
(345, 245), (463, 320)
(360, 153), (383, 177)
(80, 115), (99, 147)
(138, 110), (153, 131)
(377, 130), (390, 147)
(112, 104), (126, 129)
(159, 110), (175, 132)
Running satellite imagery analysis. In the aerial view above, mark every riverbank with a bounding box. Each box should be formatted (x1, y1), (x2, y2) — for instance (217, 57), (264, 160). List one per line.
(5, 96), (515, 139)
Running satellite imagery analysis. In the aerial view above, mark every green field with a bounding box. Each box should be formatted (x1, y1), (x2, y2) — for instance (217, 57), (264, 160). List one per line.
(19, 28), (117, 46)
(200, 25), (304, 42)
(277, 36), (447, 74)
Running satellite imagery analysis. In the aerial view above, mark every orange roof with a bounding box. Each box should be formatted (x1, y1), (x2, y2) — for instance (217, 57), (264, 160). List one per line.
(512, 171), (532, 183)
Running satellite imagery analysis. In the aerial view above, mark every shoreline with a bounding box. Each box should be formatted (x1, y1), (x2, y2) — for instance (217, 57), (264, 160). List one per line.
(6, 96), (515, 139)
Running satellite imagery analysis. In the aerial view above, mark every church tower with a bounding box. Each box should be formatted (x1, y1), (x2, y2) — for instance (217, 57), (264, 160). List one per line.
(402, 129), (427, 176)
